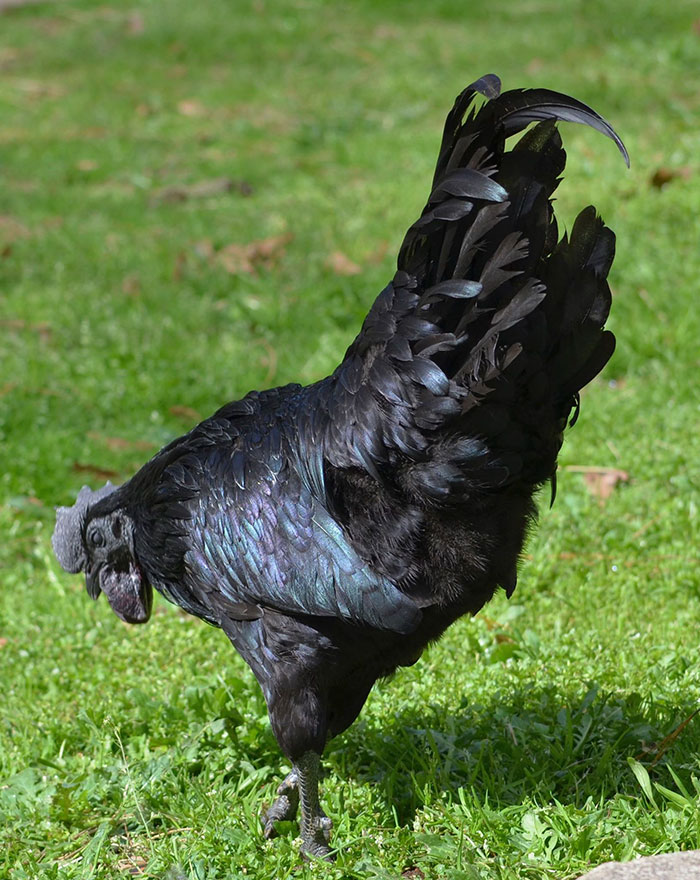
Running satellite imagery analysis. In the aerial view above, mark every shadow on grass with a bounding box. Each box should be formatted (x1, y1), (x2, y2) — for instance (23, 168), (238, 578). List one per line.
(327, 682), (699, 826)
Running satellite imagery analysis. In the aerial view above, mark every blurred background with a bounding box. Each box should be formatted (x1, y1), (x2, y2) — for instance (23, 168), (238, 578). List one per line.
(1, 1), (699, 878)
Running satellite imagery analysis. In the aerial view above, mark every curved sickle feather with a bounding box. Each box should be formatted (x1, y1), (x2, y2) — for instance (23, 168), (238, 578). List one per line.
(488, 83), (629, 167)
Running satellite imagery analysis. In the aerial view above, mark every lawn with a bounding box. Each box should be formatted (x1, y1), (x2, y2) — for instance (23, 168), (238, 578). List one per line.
(1, 0), (699, 877)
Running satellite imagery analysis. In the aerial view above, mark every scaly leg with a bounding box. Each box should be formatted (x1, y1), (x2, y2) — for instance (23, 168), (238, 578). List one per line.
(261, 769), (299, 838)
(295, 751), (333, 859)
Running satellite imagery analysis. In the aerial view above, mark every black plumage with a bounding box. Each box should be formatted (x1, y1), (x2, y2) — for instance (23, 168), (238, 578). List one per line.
(52, 75), (627, 858)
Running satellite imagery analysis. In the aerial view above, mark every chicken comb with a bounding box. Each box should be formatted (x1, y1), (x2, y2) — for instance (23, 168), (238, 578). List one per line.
(52, 482), (117, 573)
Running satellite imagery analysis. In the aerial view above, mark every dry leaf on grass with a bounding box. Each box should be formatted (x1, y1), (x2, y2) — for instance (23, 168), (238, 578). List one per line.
(583, 469), (629, 502)
(0, 47), (22, 69)
(326, 250), (361, 276)
(169, 405), (201, 422)
(0, 319), (52, 342)
(177, 99), (207, 118)
(117, 855), (148, 875)
(216, 233), (292, 275)
(254, 337), (279, 385)
(150, 177), (252, 206)
(650, 166), (692, 189)
(126, 12), (145, 34)
(366, 240), (390, 264)
(193, 239), (215, 260)
(636, 709), (699, 767)
(15, 78), (65, 99)
(0, 0), (49, 10)
(72, 462), (120, 480)
(87, 432), (156, 453)
(566, 465), (629, 503)
(121, 274), (141, 296)
(0, 215), (30, 243)
(172, 250), (187, 281)
(175, 234), (291, 278)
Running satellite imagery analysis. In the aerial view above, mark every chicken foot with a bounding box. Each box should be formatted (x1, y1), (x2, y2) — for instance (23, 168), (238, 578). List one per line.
(260, 753), (332, 858)
(261, 769), (299, 838)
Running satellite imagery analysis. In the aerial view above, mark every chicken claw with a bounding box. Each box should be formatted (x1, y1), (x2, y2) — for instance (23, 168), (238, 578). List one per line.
(261, 769), (299, 838)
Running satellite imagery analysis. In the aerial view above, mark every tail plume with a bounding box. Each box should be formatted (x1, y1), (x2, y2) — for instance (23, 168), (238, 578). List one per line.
(326, 75), (627, 491)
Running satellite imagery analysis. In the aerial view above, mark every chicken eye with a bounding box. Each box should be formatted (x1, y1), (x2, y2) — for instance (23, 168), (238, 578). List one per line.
(88, 527), (105, 548)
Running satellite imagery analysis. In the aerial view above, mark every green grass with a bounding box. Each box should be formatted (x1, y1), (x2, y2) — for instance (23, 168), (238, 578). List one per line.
(1, 0), (700, 877)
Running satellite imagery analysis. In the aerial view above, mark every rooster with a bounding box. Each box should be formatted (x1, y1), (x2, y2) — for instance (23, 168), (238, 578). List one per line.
(52, 74), (627, 858)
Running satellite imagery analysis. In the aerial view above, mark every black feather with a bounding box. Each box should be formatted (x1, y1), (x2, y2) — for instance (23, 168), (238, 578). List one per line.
(488, 87), (630, 166)
(429, 168), (508, 203)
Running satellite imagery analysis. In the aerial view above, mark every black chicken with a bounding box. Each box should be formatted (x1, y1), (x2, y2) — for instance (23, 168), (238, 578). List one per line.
(52, 75), (627, 858)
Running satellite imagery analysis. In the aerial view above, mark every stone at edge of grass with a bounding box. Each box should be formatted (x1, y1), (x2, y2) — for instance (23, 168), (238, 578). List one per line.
(577, 851), (700, 880)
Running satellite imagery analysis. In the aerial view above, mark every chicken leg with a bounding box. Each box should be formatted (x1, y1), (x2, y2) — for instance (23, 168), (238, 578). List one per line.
(295, 751), (333, 859)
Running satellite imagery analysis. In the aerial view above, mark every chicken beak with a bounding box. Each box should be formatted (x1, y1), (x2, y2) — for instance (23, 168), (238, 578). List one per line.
(85, 566), (101, 600)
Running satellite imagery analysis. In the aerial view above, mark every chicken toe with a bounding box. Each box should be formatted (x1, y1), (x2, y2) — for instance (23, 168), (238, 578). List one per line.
(261, 769), (299, 838)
